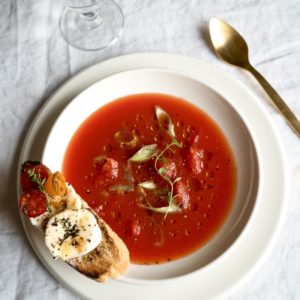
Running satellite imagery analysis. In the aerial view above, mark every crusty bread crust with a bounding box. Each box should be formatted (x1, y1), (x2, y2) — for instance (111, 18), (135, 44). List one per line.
(67, 211), (130, 282)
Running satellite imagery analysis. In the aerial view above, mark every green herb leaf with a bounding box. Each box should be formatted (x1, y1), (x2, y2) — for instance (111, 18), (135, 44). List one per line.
(129, 144), (158, 162)
(158, 167), (166, 175)
(155, 106), (176, 139)
(172, 138), (182, 148)
(173, 177), (181, 183)
(27, 169), (45, 191)
(138, 181), (157, 190)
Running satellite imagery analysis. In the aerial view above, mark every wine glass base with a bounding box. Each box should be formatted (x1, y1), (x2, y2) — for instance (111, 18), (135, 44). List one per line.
(60, 0), (124, 51)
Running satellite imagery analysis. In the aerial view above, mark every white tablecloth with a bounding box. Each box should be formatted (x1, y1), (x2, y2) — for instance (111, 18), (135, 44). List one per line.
(1, 0), (300, 299)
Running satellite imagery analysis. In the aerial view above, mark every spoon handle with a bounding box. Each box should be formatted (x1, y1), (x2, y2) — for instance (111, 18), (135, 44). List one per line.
(246, 64), (300, 137)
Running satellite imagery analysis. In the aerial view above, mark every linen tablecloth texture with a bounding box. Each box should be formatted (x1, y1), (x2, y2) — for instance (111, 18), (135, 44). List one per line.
(1, 0), (300, 299)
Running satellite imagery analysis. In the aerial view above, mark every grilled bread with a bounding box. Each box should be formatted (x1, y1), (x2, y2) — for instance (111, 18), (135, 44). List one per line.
(67, 209), (129, 282)
(19, 161), (130, 282)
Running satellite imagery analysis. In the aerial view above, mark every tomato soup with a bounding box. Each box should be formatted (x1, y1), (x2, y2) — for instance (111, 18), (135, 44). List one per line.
(62, 94), (236, 264)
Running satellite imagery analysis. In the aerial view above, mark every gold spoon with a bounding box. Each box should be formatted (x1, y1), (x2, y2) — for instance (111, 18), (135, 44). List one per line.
(209, 17), (300, 137)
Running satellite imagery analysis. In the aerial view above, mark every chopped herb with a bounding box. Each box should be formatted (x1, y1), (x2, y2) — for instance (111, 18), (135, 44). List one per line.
(151, 139), (182, 217)
(109, 184), (134, 192)
(138, 181), (157, 190)
(139, 201), (180, 214)
(114, 131), (138, 147)
(114, 106), (184, 217)
(126, 107), (183, 217)
(129, 144), (159, 162)
(51, 217), (58, 226)
(27, 169), (46, 191)
(155, 106), (176, 139)
(56, 217), (80, 246)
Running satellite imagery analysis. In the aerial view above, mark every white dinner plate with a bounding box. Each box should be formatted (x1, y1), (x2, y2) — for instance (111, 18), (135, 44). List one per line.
(17, 52), (287, 300)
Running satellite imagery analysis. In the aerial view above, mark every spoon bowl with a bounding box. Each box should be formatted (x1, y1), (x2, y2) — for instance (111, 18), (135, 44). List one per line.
(209, 17), (300, 137)
(209, 18), (250, 68)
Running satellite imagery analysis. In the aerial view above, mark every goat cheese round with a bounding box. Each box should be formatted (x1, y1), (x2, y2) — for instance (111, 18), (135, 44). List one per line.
(45, 208), (102, 260)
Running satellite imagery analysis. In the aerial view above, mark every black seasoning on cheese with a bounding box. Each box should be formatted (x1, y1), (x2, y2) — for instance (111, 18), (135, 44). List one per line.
(57, 217), (80, 246)
(51, 217), (58, 226)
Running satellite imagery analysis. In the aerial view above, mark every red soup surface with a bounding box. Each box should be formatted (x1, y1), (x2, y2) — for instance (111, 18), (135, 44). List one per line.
(63, 93), (237, 264)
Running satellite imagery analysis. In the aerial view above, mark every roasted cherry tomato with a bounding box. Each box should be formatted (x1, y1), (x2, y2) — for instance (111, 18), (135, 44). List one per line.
(20, 160), (50, 191)
(19, 189), (47, 218)
(44, 172), (67, 197)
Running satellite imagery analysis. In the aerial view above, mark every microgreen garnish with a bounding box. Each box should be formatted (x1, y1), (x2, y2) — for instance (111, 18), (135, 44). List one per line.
(139, 200), (181, 214)
(155, 139), (182, 167)
(129, 144), (158, 162)
(27, 169), (46, 191)
(119, 106), (184, 217)
(140, 123), (183, 217)
(145, 142), (183, 217)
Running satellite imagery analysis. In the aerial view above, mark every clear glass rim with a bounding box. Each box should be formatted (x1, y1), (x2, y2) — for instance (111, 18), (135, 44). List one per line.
(63, 0), (103, 10)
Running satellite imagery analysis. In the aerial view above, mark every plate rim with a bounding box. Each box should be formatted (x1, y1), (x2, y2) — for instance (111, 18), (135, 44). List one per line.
(17, 52), (288, 300)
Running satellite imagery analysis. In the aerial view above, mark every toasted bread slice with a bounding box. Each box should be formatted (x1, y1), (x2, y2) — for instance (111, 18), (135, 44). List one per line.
(67, 209), (130, 282)
(19, 160), (130, 283)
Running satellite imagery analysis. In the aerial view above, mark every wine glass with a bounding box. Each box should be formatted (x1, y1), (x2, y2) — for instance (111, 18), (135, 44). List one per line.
(60, 0), (124, 51)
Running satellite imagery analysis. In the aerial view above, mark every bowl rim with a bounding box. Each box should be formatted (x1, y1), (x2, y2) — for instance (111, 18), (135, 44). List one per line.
(41, 67), (262, 286)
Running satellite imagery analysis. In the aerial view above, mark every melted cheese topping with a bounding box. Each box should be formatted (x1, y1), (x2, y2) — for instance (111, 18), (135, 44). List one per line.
(45, 208), (102, 260)
(30, 211), (50, 231)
